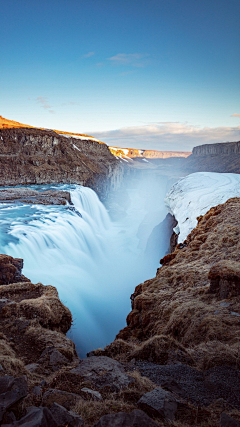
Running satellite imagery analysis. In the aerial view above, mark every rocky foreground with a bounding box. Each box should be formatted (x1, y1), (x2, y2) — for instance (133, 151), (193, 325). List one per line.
(0, 198), (240, 426)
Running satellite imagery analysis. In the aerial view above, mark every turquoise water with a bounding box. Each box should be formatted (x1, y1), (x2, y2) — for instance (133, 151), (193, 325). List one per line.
(0, 183), (168, 356)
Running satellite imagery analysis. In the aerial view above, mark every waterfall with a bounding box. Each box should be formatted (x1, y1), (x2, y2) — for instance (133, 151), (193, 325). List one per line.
(0, 182), (168, 356)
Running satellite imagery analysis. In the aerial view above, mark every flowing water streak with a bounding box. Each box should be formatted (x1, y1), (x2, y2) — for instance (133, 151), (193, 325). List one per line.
(0, 184), (167, 356)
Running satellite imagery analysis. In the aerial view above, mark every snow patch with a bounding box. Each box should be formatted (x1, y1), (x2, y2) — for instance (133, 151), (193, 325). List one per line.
(121, 148), (129, 156)
(58, 133), (100, 142)
(72, 143), (81, 152)
(165, 172), (240, 243)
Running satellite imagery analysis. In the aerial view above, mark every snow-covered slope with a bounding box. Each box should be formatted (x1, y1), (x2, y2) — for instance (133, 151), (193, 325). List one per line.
(165, 172), (240, 243)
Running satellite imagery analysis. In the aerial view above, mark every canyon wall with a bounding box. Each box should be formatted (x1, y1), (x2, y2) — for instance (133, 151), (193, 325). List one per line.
(183, 140), (240, 174)
(0, 127), (124, 198)
(193, 140), (240, 156)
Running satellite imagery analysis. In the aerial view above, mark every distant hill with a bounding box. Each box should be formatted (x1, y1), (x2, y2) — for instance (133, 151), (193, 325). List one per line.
(109, 146), (191, 160)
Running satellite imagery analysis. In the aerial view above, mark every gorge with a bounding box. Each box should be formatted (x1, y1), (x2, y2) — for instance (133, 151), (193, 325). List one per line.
(0, 118), (240, 426)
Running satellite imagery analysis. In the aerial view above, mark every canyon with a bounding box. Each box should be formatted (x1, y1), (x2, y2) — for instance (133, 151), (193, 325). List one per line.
(0, 116), (240, 426)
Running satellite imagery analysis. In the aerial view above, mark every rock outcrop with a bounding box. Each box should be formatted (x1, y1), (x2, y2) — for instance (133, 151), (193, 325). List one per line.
(0, 188), (71, 205)
(0, 127), (123, 198)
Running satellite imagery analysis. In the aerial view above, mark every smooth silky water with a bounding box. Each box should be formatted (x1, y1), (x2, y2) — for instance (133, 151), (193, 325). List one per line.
(0, 180), (169, 357)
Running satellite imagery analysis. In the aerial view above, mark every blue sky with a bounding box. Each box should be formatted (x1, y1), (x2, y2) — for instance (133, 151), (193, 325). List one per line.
(1, 0), (240, 150)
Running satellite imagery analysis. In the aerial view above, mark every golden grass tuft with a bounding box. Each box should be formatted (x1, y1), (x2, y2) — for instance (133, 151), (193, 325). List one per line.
(190, 340), (240, 370)
(129, 335), (192, 364)
(0, 356), (28, 377)
(73, 399), (136, 427)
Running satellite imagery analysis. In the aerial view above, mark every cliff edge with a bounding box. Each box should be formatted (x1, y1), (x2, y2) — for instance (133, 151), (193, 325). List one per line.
(0, 127), (123, 198)
(184, 140), (240, 174)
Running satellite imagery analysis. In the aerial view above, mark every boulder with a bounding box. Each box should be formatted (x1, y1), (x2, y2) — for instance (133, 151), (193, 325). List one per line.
(81, 387), (102, 401)
(70, 356), (134, 391)
(2, 406), (58, 426)
(38, 346), (69, 372)
(25, 363), (40, 373)
(137, 387), (177, 420)
(50, 402), (84, 426)
(92, 409), (160, 427)
(220, 413), (240, 427)
(42, 389), (83, 410)
(0, 376), (28, 421)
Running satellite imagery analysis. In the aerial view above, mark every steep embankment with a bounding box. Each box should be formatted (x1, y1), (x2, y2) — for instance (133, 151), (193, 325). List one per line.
(184, 140), (240, 173)
(114, 196), (240, 369)
(0, 127), (123, 197)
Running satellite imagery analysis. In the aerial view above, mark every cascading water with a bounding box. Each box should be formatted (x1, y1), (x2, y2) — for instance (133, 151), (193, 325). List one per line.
(0, 180), (169, 357)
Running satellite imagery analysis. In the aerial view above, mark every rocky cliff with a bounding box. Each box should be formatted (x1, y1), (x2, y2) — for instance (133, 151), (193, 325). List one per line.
(183, 140), (240, 174)
(193, 140), (240, 156)
(0, 127), (123, 198)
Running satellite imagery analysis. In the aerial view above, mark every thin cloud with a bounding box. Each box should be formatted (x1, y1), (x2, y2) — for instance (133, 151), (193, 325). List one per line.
(108, 53), (150, 67)
(231, 113), (240, 117)
(82, 51), (95, 58)
(36, 97), (55, 114)
(93, 122), (240, 152)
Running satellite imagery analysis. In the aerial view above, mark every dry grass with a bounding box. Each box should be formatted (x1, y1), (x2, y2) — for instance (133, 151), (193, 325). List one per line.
(190, 340), (240, 370)
(73, 399), (136, 427)
(129, 335), (193, 364)
(0, 355), (28, 377)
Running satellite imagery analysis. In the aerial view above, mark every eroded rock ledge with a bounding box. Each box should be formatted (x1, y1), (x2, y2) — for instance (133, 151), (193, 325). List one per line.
(0, 188), (71, 205)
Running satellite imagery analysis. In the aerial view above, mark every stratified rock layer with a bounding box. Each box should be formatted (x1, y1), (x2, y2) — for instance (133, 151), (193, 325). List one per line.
(0, 127), (123, 198)
(184, 141), (240, 173)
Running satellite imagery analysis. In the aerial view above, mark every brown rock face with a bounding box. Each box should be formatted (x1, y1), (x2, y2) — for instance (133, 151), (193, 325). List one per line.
(117, 197), (240, 369)
(0, 255), (29, 285)
(0, 127), (123, 198)
(193, 141), (240, 156)
(0, 255), (76, 377)
(208, 260), (240, 298)
(0, 188), (71, 205)
(183, 141), (240, 174)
